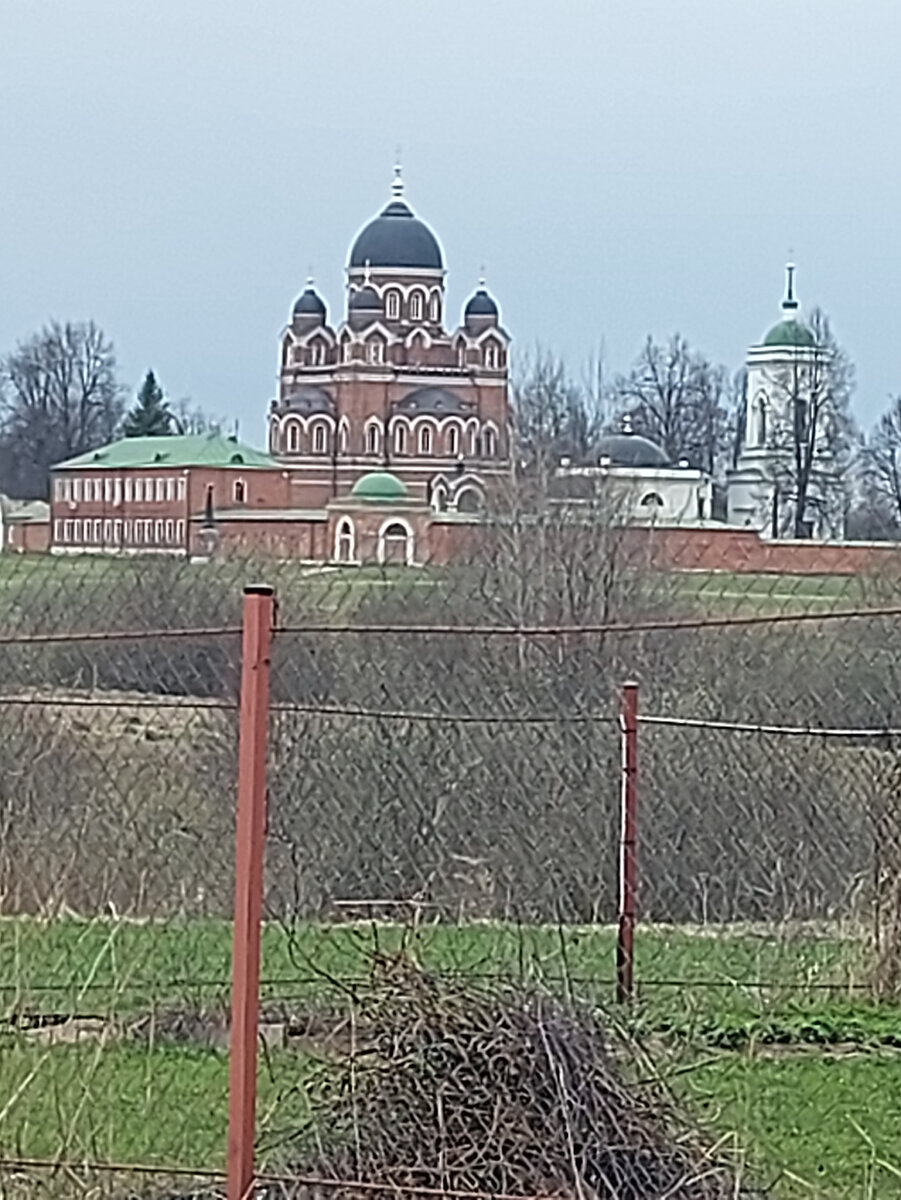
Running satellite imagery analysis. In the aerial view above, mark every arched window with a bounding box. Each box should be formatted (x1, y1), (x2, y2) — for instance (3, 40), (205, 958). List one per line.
(419, 425), (433, 455)
(386, 291), (400, 320)
(483, 427), (496, 457)
(431, 484), (447, 513)
(339, 424), (348, 454)
(456, 341), (466, 367)
(409, 291), (423, 321)
(366, 422), (381, 455)
(640, 492), (665, 508)
(313, 423), (327, 454)
(292, 345), (304, 365)
(456, 487), (483, 514)
(447, 425), (460, 457)
(287, 421), (301, 453)
(429, 293), (440, 322)
(234, 479), (246, 504)
(484, 342), (498, 369)
(311, 340), (327, 366)
(468, 425), (479, 456)
(335, 517), (355, 564)
(394, 424), (407, 455)
(378, 519), (414, 566)
(366, 339), (384, 364)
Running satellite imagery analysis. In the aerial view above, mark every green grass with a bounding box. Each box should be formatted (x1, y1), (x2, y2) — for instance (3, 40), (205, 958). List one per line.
(678, 1051), (901, 1197)
(0, 918), (869, 1022)
(0, 917), (899, 1195)
(0, 1040), (308, 1171)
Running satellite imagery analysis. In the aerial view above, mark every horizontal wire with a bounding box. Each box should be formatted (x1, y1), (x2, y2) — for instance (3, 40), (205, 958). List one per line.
(270, 702), (617, 724)
(0, 1156), (555, 1200)
(275, 602), (901, 639)
(0, 694), (237, 711)
(0, 624), (241, 647)
(639, 714), (901, 739)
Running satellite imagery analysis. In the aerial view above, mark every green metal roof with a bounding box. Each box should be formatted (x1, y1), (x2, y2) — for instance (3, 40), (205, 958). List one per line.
(762, 319), (816, 348)
(349, 471), (408, 502)
(53, 433), (278, 471)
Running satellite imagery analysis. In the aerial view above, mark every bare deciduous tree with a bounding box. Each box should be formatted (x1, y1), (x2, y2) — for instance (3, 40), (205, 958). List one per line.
(172, 396), (224, 436)
(861, 395), (901, 535)
(0, 321), (124, 498)
(612, 334), (729, 473)
(512, 346), (608, 481)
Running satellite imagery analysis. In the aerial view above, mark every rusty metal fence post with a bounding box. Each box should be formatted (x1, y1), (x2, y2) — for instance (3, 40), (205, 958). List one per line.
(616, 680), (639, 1004)
(227, 585), (275, 1200)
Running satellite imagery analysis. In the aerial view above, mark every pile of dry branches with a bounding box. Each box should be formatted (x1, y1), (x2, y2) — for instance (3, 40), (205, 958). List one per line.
(281, 964), (745, 1200)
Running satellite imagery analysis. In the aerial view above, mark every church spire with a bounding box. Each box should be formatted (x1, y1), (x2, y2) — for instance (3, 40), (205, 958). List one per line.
(782, 262), (799, 314)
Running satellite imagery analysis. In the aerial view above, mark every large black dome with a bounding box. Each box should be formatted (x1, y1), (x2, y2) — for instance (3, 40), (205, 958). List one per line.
(349, 199), (443, 271)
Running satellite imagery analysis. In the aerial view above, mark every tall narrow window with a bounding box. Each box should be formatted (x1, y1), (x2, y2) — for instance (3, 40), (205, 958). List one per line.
(485, 343), (498, 369)
(394, 424), (407, 455)
(234, 479), (246, 504)
(484, 427), (496, 457)
(366, 423), (381, 455)
(386, 291), (400, 320)
(287, 422), (300, 453)
(313, 423), (327, 453)
(419, 426), (433, 455)
(447, 425), (460, 456)
(429, 293), (440, 322)
(409, 291), (423, 321)
(125, 478), (133, 503)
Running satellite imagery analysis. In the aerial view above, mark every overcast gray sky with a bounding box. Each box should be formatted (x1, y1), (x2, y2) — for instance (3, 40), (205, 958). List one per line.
(1, 1), (898, 441)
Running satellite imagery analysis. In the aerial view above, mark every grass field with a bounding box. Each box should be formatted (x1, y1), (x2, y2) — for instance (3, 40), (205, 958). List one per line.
(0, 917), (872, 1019)
(3, 918), (901, 1196)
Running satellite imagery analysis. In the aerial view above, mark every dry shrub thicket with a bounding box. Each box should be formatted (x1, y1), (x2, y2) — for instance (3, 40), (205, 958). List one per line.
(282, 967), (744, 1200)
(1, 522), (901, 947)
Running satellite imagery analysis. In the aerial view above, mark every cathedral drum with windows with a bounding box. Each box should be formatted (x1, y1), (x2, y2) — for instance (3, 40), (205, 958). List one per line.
(268, 166), (511, 521)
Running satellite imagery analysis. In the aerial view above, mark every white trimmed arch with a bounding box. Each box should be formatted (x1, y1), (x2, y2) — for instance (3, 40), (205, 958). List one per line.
(334, 516), (356, 563)
(377, 517), (415, 567)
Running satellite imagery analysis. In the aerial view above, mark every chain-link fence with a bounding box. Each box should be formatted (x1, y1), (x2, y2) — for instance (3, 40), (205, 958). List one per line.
(2, 543), (901, 1198)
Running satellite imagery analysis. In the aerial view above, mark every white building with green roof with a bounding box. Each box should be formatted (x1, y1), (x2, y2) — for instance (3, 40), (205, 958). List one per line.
(726, 266), (842, 539)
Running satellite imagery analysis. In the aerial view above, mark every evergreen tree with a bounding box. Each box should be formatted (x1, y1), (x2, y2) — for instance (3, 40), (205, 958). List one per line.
(123, 370), (172, 437)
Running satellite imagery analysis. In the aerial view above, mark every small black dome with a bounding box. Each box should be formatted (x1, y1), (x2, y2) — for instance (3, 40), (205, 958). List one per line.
(596, 433), (669, 468)
(293, 286), (326, 318)
(464, 287), (499, 318)
(348, 286), (382, 310)
(349, 198), (443, 271)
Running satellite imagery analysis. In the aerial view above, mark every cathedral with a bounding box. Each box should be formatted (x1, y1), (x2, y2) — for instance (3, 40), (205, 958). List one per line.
(268, 166), (511, 517)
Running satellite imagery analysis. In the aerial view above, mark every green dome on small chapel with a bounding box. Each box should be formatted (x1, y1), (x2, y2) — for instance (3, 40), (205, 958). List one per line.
(762, 319), (816, 348)
(350, 471), (408, 502)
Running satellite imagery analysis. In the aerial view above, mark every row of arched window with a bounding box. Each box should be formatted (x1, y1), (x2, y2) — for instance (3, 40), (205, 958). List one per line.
(381, 288), (440, 323)
(271, 416), (500, 459)
(285, 334), (505, 370)
(334, 516), (415, 566)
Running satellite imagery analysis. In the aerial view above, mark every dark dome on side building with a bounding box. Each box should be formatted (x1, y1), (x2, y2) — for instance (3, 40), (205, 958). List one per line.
(293, 281), (326, 319)
(348, 286), (382, 310)
(596, 432), (669, 468)
(348, 169), (443, 271)
(464, 286), (499, 318)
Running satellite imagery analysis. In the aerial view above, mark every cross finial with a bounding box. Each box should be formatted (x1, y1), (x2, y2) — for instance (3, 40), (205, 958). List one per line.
(783, 259), (798, 311)
(306, 266), (314, 288)
(392, 147), (404, 200)
(478, 264), (486, 289)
